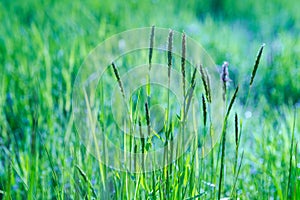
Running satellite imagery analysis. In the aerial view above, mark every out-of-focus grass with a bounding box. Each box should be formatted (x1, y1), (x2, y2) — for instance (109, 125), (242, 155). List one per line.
(0, 0), (299, 199)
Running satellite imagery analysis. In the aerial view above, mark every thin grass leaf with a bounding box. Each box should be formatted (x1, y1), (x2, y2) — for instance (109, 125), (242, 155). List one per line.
(4, 160), (12, 200)
(152, 171), (156, 200)
(217, 126), (227, 200)
(28, 87), (39, 199)
(75, 165), (97, 198)
(11, 162), (29, 194)
(287, 108), (296, 198)
(226, 86), (239, 117)
(44, 146), (59, 190)
(182, 149), (197, 198)
(230, 150), (244, 198)
(218, 86), (239, 200)
(185, 192), (206, 200)
(138, 117), (145, 172)
(83, 88), (106, 190)
(191, 66), (197, 88)
(133, 174), (142, 200)
(169, 129), (174, 175)
(295, 142), (298, 198)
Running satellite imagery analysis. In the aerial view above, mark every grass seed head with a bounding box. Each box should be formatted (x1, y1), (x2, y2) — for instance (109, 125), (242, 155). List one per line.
(181, 32), (186, 94)
(149, 25), (155, 69)
(235, 112), (239, 148)
(200, 65), (211, 103)
(111, 62), (125, 99)
(250, 43), (265, 86)
(221, 61), (231, 102)
(167, 30), (173, 78)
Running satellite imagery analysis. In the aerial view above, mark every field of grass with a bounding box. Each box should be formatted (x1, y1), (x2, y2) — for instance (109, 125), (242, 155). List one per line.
(0, 0), (299, 199)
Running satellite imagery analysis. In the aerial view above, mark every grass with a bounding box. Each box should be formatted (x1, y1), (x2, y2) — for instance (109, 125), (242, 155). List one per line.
(0, 0), (299, 199)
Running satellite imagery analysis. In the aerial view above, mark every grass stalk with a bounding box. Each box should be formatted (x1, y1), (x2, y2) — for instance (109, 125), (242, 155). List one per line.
(218, 86), (239, 200)
(287, 108), (296, 198)
(4, 160), (12, 200)
(295, 142), (298, 198)
(230, 150), (244, 198)
(44, 146), (60, 197)
(139, 118), (145, 172)
(28, 90), (39, 200)
(83, 88), (106, 191)
(75, 165), (97, 198)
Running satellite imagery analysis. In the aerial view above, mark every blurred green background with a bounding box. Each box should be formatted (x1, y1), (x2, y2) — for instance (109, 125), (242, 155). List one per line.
(1, 0), (299, 107)
(0, 0), (299, 199)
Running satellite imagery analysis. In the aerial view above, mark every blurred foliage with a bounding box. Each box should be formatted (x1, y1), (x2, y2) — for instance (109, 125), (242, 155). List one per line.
(0, 0), (299, 199)
(194, 0), (300, 105)
(2, 0), (297, 106)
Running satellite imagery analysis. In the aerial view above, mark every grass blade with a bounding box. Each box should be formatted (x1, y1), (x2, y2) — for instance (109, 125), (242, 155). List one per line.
(287, 108), (296, 198)
(75, 165), (97, 198)
(218, 86), (239, 200)
(230, 150), (244, 198)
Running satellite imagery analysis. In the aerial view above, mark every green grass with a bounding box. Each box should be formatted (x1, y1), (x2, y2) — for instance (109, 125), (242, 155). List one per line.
(0, 0), (299, 199)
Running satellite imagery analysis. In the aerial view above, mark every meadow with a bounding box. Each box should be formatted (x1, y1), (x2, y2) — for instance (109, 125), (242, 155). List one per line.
(0, 0), (299, 199)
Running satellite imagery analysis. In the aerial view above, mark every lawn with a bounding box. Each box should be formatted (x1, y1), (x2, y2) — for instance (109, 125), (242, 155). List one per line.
(0, 0), (299, 199)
